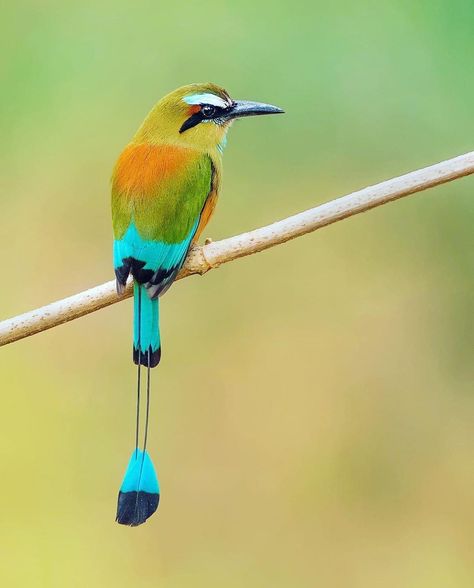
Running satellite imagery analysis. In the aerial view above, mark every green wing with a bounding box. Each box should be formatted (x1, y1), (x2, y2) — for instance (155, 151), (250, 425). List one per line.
(112, 150), (213, 298)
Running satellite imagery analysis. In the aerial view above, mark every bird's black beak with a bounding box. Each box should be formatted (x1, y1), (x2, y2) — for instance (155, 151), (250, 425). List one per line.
(226, 100), (284, 120)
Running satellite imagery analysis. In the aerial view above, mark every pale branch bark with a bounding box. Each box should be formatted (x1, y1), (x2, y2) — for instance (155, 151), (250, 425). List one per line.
(1, 150), (473, 348)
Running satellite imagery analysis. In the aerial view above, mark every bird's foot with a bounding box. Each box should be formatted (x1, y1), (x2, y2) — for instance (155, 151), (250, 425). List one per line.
(200, 238), (219, 273)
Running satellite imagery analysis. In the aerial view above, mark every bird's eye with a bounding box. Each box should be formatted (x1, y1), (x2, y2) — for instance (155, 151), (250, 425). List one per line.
(201, 104), (216, 118)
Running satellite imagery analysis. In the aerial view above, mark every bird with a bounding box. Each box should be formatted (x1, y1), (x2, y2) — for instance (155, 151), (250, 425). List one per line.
(111, 82), (283, 526)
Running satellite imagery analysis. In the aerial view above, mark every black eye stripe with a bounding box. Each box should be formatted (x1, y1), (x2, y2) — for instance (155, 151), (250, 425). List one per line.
(179, 112), (202, 133)
(179, 102), (235, 133)
(202, 104), (230, 118)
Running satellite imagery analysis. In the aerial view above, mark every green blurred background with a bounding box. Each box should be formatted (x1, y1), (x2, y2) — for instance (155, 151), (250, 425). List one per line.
(1, 1), (473, 586)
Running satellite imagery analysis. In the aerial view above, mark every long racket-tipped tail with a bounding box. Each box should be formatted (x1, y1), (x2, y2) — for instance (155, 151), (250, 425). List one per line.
(133, 283), (161, 367)
(116, 450), (160, 526)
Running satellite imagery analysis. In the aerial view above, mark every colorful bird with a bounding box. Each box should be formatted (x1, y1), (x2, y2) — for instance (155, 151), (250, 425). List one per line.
(111, 83), (283, 526)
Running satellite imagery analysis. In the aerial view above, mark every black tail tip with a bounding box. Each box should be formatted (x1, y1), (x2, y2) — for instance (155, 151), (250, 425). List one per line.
(116, 491), (160, 527)
(133, 346), (161, 368)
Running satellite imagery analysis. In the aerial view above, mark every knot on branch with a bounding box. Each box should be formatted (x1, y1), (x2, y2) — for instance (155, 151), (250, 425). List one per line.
(179, 243), (215, 278)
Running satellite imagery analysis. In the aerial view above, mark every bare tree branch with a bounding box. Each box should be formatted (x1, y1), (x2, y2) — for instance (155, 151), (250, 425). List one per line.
(1, 150), (473, 347)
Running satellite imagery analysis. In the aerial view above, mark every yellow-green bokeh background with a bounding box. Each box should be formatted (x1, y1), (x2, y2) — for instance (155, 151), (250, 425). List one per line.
(1, 2), (473, 586)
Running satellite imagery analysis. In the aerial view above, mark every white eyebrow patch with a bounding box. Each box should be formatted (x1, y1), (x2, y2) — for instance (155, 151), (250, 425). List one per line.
(183, 93), (228, 108)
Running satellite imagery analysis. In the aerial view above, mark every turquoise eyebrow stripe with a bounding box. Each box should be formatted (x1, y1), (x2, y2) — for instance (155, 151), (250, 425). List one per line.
(183, 93), (227, 107)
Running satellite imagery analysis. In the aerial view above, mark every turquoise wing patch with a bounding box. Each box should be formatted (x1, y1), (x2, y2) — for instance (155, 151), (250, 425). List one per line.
(114, 218), (199, 297)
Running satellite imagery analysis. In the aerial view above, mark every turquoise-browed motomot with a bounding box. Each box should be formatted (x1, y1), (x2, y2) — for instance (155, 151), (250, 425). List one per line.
(111, 82), (283, 526)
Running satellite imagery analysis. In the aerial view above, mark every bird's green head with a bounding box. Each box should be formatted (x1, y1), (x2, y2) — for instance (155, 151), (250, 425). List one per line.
(134, 82), (284, 152)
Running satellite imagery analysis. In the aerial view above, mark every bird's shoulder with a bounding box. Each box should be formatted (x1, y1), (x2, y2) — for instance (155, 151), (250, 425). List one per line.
(111, 142), (218, 242)
(111, 142), (212, 199)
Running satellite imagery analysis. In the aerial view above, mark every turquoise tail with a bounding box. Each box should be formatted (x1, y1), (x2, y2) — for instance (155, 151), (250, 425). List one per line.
(118, 283), (160, 526)
(116, 450), (160, 526)
(133, 283), (161, 367)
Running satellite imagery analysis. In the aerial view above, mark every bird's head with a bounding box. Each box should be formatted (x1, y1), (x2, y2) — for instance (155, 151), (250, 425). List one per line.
(134, 82), (284, 152)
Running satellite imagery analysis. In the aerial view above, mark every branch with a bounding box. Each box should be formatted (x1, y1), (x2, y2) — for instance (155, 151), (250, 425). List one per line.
(1, 150), (473, 347)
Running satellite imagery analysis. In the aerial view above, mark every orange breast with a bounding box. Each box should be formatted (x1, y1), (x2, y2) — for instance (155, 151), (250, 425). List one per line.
(193, 162), (221, 243)
(113, 143), (195, 196)
(193, 191), (218, 243)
